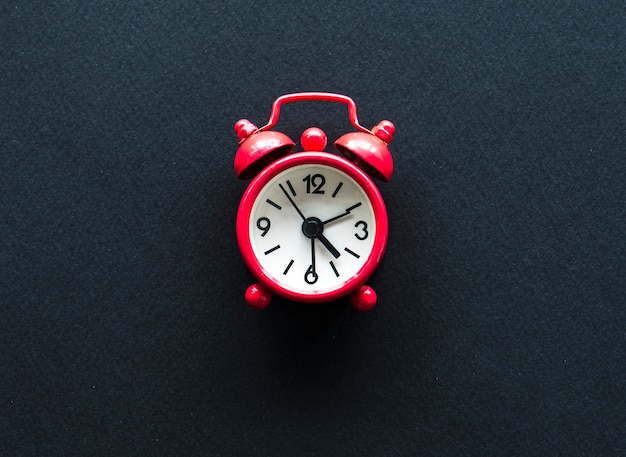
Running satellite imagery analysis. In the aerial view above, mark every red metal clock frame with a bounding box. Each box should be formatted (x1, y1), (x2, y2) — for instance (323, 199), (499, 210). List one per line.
(236, 151), (388, 304)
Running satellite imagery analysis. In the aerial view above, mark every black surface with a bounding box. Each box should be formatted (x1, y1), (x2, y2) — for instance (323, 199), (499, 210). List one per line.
(2, 1), (625, 455)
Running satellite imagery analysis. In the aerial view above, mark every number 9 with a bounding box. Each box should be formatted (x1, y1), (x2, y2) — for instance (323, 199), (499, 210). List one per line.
(256, 217), (271, 237)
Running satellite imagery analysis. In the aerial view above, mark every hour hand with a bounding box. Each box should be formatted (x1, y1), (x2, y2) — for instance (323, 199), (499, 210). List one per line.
(318, 233), (341, 259)
(322, 202), (362, 225)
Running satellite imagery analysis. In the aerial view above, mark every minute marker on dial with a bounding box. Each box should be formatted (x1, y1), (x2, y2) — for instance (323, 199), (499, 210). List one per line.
(266, 199), (282, 210)
(344, 247), (361, 258)
(329, 261), (340, 277)
(283, 259), (294, 275)
(286, 180), (297, 197)
(331, 182), (343, 198)
(264, 245), (281, 255)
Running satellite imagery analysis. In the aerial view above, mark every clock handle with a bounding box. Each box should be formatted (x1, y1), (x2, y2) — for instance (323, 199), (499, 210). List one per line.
(259, 92), (372, 134)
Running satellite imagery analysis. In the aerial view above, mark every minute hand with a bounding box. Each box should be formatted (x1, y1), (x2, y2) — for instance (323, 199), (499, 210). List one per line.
(322, 202), (362, 225)
(279, 183), (306, 220)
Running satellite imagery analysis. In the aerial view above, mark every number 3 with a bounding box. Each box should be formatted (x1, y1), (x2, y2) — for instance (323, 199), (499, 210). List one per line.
(354, 220), (368, 240)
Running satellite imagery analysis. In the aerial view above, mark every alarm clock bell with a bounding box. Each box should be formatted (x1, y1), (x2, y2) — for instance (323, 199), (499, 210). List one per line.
(233, 93), (394, 182)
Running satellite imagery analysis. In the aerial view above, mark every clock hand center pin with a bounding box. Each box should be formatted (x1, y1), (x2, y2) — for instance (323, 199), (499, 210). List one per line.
(302, 217), (341, 259)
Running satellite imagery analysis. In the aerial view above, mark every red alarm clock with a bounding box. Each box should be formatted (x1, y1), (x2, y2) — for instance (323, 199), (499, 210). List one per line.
(234, 93), (395, 311)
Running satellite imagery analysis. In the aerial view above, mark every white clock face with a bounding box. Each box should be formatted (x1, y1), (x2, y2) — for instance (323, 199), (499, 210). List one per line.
(248, 163), (376, 296)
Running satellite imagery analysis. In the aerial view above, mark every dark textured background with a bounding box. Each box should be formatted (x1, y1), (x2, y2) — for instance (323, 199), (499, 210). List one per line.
(2, 1), (625, 455)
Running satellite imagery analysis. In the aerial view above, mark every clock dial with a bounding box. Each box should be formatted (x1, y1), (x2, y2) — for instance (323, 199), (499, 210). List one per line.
(248, 163), (377, 296)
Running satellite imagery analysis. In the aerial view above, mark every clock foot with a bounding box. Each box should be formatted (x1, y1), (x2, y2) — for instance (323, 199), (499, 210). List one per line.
(350, 285), (377, 312)
(245, 283), (272, 309)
